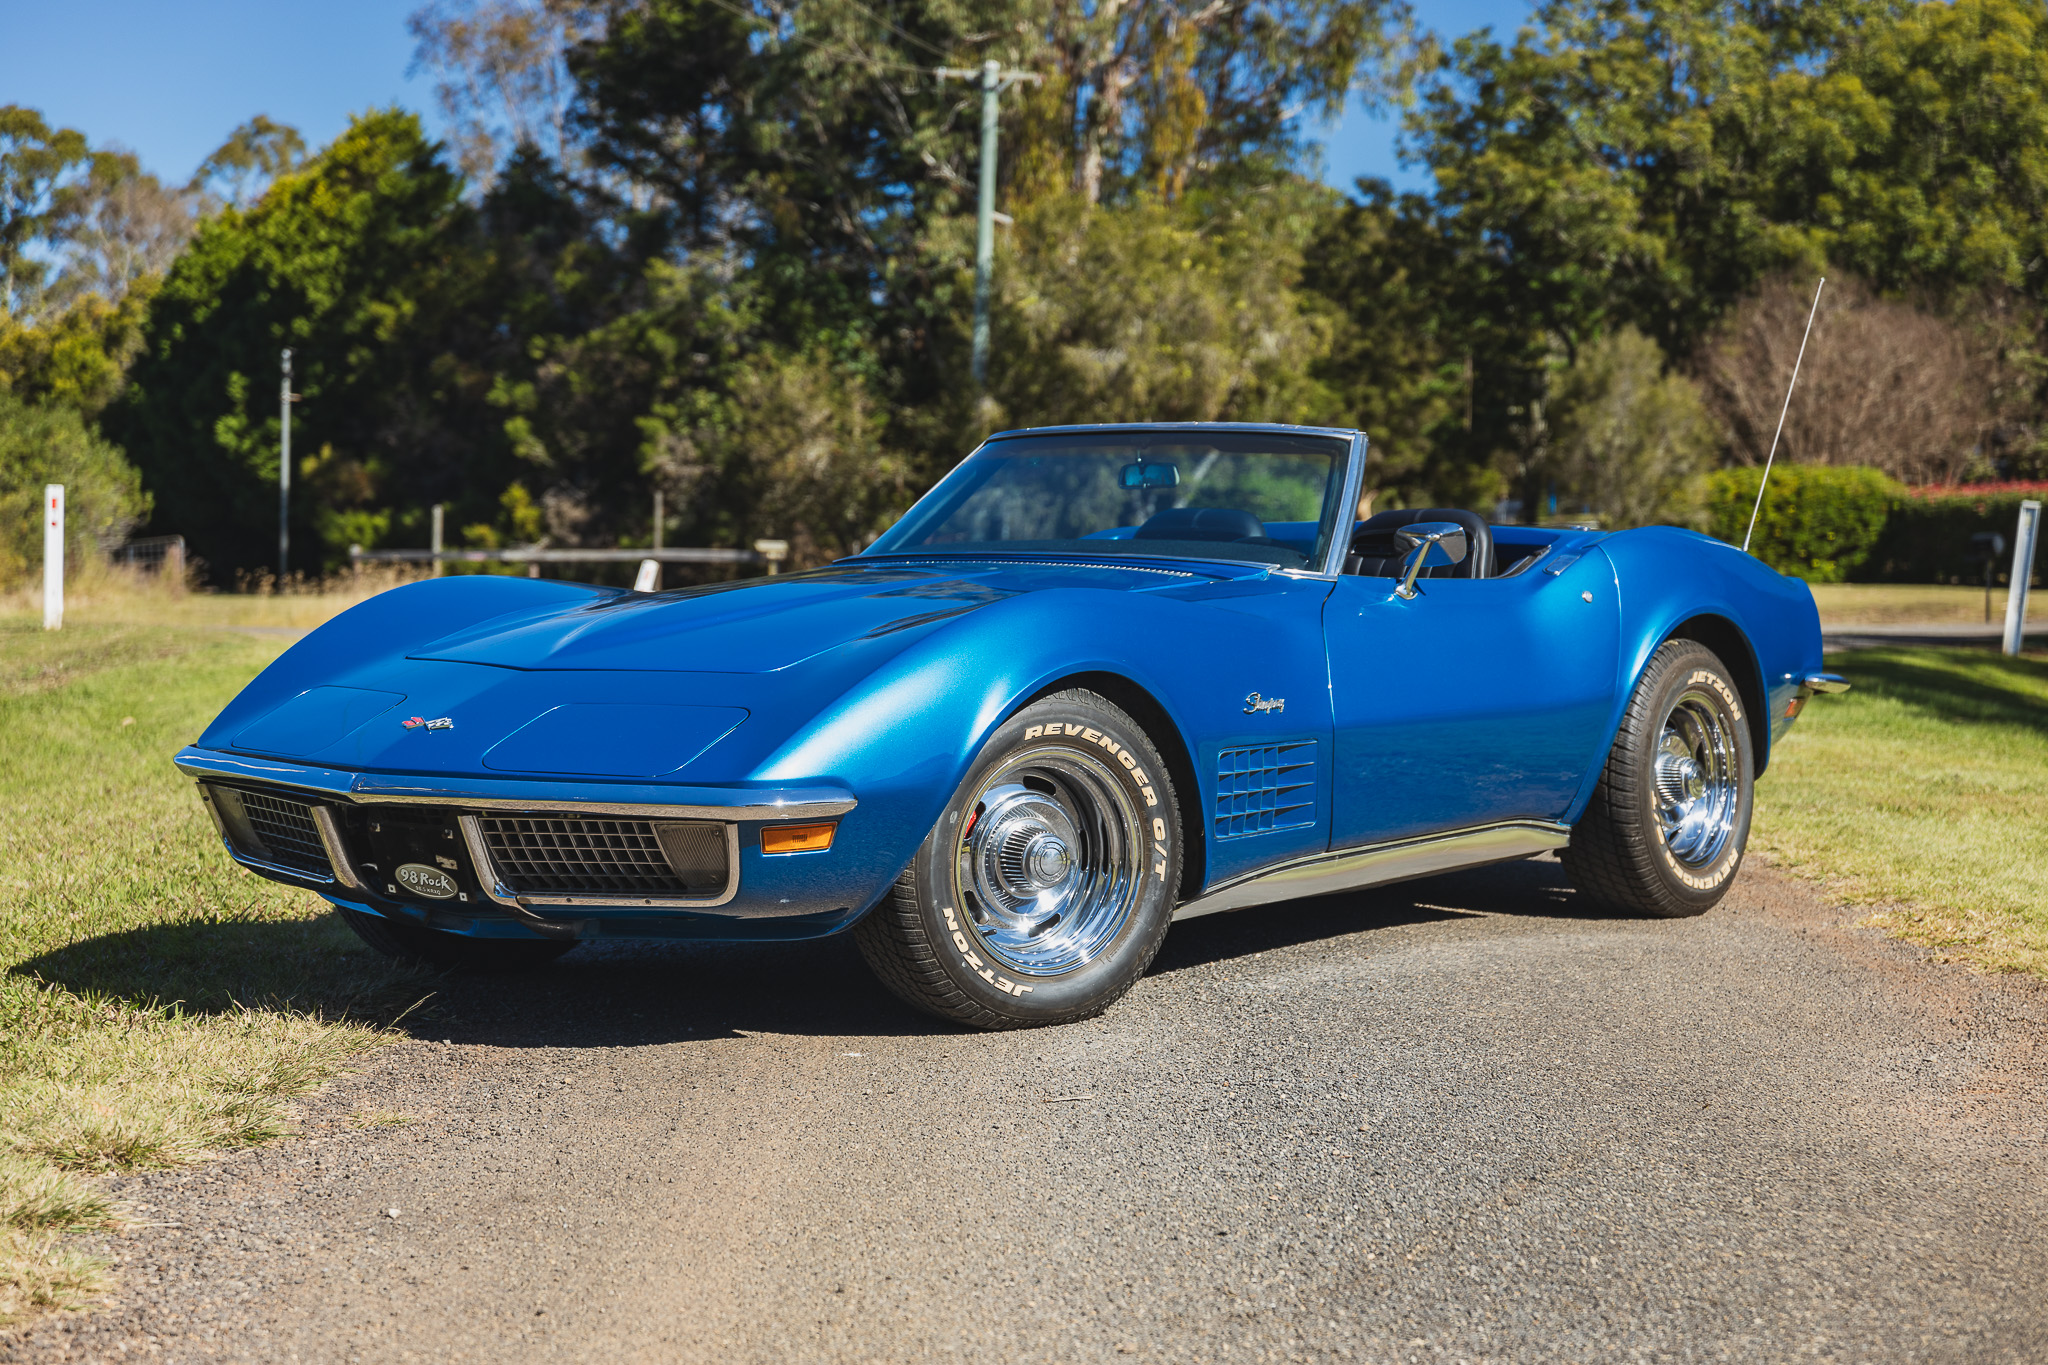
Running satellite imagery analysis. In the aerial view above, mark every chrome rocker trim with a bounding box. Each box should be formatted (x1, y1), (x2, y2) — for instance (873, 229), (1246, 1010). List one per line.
(1172, 819), (1572, 922)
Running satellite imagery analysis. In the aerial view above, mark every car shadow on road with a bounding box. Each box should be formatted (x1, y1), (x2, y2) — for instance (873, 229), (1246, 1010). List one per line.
(1148, 852), (1619, 977)
(17, 858), (1625, 1049)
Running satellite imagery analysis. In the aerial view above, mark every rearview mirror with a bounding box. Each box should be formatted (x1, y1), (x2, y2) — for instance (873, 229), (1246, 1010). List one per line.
(1119, 461), (1180, 490)
(1392, 521), (1468, 599)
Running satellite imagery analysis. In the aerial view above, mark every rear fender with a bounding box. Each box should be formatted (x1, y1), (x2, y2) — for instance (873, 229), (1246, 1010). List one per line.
(1594, 527), (1826, 793)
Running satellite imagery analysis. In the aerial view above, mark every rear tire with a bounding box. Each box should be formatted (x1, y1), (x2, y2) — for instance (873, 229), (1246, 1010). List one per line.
(854, 689), (1181, 1030)
(1563, 639), (1754, 918)
(338, 906), (575, 972)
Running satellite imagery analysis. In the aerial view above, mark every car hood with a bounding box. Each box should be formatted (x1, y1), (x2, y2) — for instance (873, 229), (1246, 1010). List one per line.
(408, 557), (1249, 673)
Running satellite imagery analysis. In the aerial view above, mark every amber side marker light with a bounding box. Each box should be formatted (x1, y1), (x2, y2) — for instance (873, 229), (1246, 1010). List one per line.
(762, 821), (837, 854)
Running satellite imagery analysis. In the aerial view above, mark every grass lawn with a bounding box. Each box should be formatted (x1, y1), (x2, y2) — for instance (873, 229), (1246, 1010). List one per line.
(1755, 647), (2048, 974)
(0, 608), (425, 1323)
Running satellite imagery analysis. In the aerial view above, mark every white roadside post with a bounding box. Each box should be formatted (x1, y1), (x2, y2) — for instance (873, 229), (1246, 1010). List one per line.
(2004, 499), (2041, 657)
(42, 484), (64, 630)
(633, 558), (661, 592)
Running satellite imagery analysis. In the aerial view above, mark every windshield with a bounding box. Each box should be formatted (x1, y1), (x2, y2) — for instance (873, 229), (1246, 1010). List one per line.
(864, 431), (1351, 570)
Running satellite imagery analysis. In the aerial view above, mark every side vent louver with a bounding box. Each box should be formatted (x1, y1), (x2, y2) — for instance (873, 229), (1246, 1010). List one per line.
(1214, 741), (1317, 839)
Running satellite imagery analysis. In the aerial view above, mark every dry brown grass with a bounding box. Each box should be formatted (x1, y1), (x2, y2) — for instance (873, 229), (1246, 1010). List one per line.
(1809, 583), (2047, 627)
(1, 559), (428, 632)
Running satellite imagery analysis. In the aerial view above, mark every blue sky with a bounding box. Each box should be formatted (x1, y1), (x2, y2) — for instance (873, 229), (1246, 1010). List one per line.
(0, 0), (1531, 196)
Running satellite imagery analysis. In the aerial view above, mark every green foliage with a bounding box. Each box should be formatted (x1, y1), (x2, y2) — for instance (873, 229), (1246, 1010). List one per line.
(1544, 327), (1718, 528)
(987, 189), (1341, 434)
(1292, 0), (2048, 508)
(0, 392), (149, 586)
(1300, 182), (1465, 500)
(0, 106), (93, 319)
(0, 288), (152, 417)
(189, 116), (307, 212)
(674, 346), (912, 563)
(104, 110), (483, 576)
(1814, 0), (2048, 298)
(1866, 488), (2048, 585)
(1705, 464), (1900, 581)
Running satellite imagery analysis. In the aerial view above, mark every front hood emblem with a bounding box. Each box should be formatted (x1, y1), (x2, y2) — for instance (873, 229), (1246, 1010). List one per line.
(402, 715), (454, 731)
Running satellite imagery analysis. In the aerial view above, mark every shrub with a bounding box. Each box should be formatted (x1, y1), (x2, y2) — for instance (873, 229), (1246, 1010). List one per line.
(1705, 465), (1900, 582)
(0, 393), (151, 587)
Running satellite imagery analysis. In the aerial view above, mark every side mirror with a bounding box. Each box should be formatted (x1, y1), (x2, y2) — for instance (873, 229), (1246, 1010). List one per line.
(1392, 521), (1468, 599)
(1119, 461), (1181, 490)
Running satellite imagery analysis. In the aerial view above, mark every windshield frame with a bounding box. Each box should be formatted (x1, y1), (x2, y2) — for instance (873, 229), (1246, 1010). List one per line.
(856, 423), (1369, 577)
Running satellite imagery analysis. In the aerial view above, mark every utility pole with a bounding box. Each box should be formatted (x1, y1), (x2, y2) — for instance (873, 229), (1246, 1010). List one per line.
(938, 60), (1040, 387)
(279, 348), (294, 580)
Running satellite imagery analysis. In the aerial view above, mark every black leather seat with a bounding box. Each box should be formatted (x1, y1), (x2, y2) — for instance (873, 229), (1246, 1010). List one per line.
(1346, 507), (1494, 579)
(1133, 506), (1265, 543)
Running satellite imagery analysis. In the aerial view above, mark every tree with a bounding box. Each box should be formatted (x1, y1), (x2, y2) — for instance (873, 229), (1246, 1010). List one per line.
(1696, 274), (2007, 486)
(0, 288), (153, 417)
(45, 151), (195, 311)
(105, 111), (485, 577)
(1543, 326), (1717, 527)
(1301, 181), (1482, 507)
(190, 116), (308, 211)
(409, 1), (604, 187)
(985, 186), (1340, 432)
(1808, 0), (2048, 302)
(0, 106), (95, 320)
(0, 390), (149, 585)
(565, 0), (1413, 356)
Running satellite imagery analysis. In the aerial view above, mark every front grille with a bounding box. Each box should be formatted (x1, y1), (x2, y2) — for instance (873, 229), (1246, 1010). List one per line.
(476, 817), (727, 897)
(228, 789), (333, 875)
(1214, 742), (1317, 839)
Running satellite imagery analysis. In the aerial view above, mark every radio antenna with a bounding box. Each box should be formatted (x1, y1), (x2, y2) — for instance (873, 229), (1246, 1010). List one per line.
(1742, 276), (1826, 555)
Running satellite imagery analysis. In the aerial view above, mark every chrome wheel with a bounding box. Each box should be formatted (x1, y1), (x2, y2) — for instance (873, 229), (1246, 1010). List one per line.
(1654, 689), (1740, 868)
(954, 746), (1144, 976)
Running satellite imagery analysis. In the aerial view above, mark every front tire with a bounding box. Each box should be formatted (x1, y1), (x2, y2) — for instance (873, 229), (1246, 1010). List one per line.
(338, 906), (575, 972)
(854, 689), (1181, 1029)
(1562, 639), (1754, 918)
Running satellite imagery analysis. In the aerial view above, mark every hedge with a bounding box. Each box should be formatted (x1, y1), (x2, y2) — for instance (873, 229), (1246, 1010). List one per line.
(1705, 466), (1899, 582)
(1705, 467), (2046, 584)
(1867, 484), (2048, 584)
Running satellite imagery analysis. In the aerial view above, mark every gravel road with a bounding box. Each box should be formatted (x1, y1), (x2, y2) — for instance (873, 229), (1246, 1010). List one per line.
(9, 855), (2046, 1364)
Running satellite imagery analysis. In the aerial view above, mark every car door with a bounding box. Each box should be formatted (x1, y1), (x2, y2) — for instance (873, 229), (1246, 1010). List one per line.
(1323, 547), (1621, 848)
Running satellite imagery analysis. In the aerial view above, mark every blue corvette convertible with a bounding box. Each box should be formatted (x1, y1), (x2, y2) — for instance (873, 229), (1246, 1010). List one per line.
(177, 423), (1844, 1028)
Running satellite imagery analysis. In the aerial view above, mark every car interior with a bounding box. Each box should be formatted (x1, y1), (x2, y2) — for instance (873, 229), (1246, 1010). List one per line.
(1120, 504), (1558, 580)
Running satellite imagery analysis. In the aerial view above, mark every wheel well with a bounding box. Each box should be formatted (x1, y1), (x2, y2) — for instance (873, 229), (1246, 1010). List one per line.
(1018, 671), (1206, 897)
(1665, 614), (1771, 773)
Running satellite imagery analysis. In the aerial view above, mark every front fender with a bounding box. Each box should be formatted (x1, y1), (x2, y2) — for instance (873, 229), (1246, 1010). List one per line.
(755, 579), (1336, 899)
